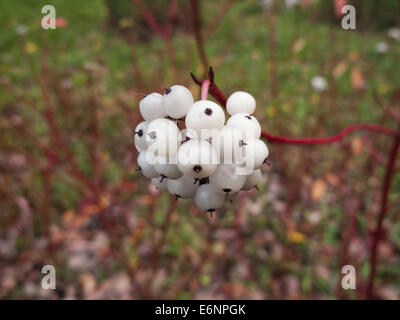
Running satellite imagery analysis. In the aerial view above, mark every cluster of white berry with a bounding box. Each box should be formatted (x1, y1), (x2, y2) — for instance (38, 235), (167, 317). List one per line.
(134, 85), (269, 214)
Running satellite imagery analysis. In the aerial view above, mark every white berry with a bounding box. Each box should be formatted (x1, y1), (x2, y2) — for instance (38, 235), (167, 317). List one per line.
(154, 156), (183, 179)
(167, 175), (199, 199)
(212, 126), (244, 164)
(226, 192), (238, 203)
(226, 91), (256, 115)
(137, 152), (159, 178)
(177, 139), (218, 178)
(194, 184), (225, 212)
(162, 85), (194, 119)
(136, 82), (269, 214)
(185, 100), (225, 139)
(146, 118), (182, 157)
(181, 127), (199, 142)
(152, 177), (168, 191)
(139, 93), (166, 121)
(209, 164), (246, 194)
(226, 113), (261, 139)
(242, 169), (262, 191)
(241, 138), (269, 170)
(134, 121), (148, 152)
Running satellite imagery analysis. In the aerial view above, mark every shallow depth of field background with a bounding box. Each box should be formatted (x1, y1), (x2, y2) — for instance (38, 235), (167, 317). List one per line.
(0, 0), (400, 299)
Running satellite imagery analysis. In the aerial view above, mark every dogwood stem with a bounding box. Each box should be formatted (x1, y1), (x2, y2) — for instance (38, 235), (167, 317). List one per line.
(195, 68), (398, 143)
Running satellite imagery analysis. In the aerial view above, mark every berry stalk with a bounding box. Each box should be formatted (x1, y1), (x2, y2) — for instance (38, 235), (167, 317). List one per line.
(201, 79), (210, 100)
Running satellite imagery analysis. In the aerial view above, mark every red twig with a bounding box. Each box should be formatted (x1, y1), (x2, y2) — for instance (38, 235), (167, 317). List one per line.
(132, 0), (178, 78)
(192, 67), (398, 143)
(39, 52), (97, 194)
(166, 0), (178, 37)
(189, 0), (209, 75)
(260, 124), (397, 144)
(205, 0), (235, 35)
(366, 122), (400, 299)
(131, 0), (167, 39)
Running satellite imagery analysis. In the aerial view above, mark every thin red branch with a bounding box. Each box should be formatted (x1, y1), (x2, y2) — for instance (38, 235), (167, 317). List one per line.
(192, 67), (398, 143)
(132, 0), (168, 39)
(374, 91), (400, 122)
(260, 124), (397, 144)
(39, 52), (98, 194)
(189, 0), (209, 75)
(151, 195), (177, 271)
(366, 122), (400, 299)
(205, 0), (235, 35)
(166, 0), (178, 37)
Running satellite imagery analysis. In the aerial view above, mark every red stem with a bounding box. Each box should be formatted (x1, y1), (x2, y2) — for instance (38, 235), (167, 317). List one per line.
(132, 0), (168, 39)
(189, 0), (209, 75)
(260, 124), (397, 144)
(166, 0), (178, 38)
(192, 69), (398, 143)
(366, 122), (400, 299)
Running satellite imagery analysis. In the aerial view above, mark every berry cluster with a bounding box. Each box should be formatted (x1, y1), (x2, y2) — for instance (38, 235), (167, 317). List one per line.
(134, 85), (269, 215)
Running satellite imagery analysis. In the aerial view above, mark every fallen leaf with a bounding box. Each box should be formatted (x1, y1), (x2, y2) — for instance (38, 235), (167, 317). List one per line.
(351, 137), (363, 154)
(311, 179), (327, 200)
(351, 68), (364, 90)
(287, 231), (306, 244)
(325, 173), (340, 186)
(332, 62), (348, 78)
(292, 38), (306, 54)
(348, 50), (359, 61)
(25, 42), (37, 54)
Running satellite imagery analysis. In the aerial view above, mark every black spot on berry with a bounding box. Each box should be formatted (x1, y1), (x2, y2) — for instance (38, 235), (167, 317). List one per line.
(204, 108), (213, 116)
(245, 114), (253, 120)
(165, 87), (172, 95)
(193, 165), (202, 173)
(137, 129), (143, 137)
(239, 139), (247, 147)
(223, 188), (231, 193)
(199, 177), (209, 185)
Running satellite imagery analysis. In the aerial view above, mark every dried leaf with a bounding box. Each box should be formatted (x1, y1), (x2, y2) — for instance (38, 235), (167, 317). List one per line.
(351, 68), (364, 90)
(351, 137), (363, 155)
(287, 231), (306, 244)
(332, 61), (347, 78)
(292, 38), (306, 54)
(325, 172), (340, 186)
(311, 179), (327, 200)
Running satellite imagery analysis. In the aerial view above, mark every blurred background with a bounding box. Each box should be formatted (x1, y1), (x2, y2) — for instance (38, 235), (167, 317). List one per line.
(0, 0), (400, 299)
